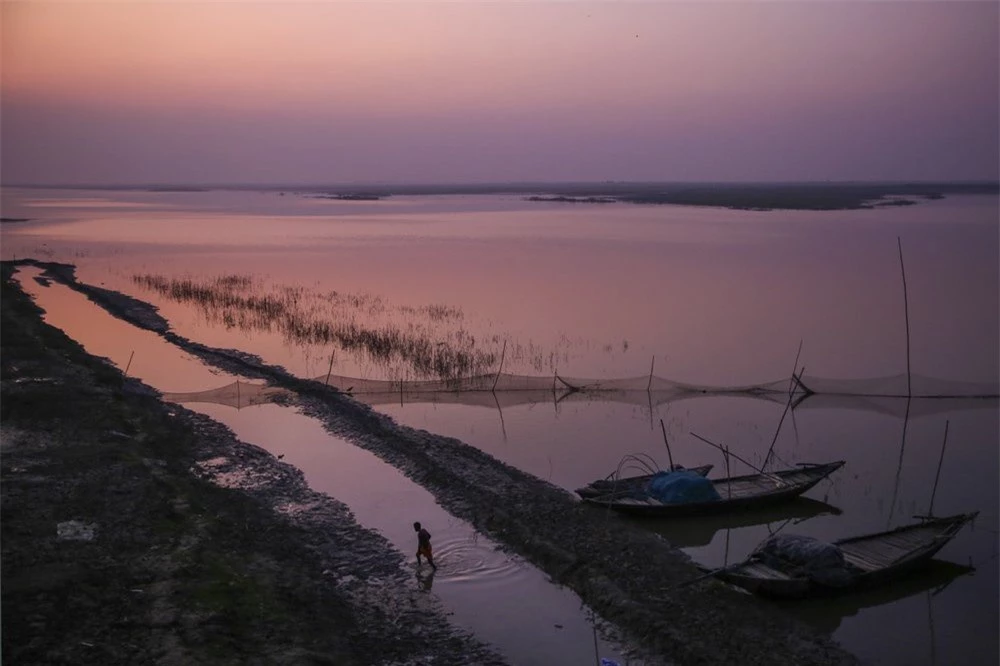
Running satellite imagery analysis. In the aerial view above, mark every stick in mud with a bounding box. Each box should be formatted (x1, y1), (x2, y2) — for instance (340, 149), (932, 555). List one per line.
(124, 350), (135, 376)
(325, 350), (335, 386)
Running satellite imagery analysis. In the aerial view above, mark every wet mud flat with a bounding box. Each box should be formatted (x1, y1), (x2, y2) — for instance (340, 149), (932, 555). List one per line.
(3, 260), (860, 665)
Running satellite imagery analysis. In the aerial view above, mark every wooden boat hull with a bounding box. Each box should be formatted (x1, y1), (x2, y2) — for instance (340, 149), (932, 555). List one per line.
(583, 461), (844, 517)
(716, 512), (978, 599)
(575, 464), (713, 499)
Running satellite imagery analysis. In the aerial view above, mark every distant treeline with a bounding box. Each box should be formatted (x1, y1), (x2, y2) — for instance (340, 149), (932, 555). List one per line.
(11, 181), (999, 212)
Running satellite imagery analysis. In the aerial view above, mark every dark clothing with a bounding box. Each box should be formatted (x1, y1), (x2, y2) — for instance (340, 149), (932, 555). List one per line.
(415, 527), (436, 568)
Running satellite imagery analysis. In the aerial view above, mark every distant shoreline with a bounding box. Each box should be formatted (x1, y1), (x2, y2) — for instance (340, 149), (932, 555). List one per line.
(4, 181), (998, 212)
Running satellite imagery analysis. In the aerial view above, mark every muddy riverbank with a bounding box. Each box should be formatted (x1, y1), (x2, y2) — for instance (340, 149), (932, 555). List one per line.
(1, 262), (503, 665)
(2, 259), (860, 665)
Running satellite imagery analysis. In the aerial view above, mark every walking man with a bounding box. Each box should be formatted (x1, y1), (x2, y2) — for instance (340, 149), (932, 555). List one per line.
(413, 521), (437, 569)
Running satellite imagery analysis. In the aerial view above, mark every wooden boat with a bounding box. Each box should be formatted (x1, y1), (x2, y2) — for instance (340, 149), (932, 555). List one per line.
(715, 512), (978, 599)
(575, 464), (713, 499)
(582, 461), (844, 516)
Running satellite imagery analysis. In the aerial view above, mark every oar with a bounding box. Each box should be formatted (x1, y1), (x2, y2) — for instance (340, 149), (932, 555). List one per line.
(673, 561), (748, 589)
(689, 432), (787, 486)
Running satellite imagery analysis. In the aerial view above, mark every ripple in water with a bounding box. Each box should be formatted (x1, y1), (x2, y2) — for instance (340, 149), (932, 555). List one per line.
(422, 530), (527, 590)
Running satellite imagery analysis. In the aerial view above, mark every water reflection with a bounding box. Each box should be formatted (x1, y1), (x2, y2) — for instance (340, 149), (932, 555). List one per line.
(632, 497), (843, 549)
(416, 567), (437, 592)
(778, 559), (976, 634)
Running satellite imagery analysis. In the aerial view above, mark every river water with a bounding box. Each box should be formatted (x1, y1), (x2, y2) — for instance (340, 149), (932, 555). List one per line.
(3, 186), (997, 665)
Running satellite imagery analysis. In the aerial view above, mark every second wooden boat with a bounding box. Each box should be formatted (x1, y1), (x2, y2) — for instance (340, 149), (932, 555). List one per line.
(715, 512), (978, 599)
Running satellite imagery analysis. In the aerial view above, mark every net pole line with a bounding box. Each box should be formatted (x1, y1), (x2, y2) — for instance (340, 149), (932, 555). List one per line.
(689, 431), (787, 486)
(898, 236), (913, 398)
(927, 420), (950, 518)
(658, 419), (675, 469)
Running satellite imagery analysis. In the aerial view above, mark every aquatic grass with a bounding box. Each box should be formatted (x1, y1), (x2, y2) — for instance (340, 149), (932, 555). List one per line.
(131, 273), (500, 381)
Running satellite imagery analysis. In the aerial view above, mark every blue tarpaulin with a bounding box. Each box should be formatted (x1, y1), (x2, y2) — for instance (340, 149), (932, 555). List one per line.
(644, 469), (721, 504)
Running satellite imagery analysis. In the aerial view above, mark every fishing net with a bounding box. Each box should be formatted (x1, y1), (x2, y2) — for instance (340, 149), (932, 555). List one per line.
(796, 372), (998, 399)
(161, 382), (292, 409)
(161, 371), (997, 415)
(308, 372), (793, 410)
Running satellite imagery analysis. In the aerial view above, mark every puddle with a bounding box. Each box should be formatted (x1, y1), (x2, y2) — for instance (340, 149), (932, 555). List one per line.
(196, 401), (636, 666)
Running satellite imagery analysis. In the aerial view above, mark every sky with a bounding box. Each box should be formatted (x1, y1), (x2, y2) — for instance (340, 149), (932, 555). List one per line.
(2, 1), (998, 185)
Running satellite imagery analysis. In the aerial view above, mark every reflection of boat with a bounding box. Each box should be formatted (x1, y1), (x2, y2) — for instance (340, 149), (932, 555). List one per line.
(634, 497), (843, 549)
(716, 512), (978, 599)
(575, 464), (713, 499)
(772, 559), (976, 633)
(583, 462), (844, 517)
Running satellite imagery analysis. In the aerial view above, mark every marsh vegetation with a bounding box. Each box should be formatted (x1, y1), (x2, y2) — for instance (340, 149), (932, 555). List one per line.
(131, 273), (577, 382)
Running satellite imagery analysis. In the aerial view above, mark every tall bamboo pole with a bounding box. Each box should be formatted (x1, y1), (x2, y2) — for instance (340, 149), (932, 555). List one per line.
(898, 237), (912, 397)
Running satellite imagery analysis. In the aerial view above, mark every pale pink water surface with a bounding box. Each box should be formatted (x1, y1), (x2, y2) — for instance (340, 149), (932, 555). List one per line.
(3, 187), (997, 665)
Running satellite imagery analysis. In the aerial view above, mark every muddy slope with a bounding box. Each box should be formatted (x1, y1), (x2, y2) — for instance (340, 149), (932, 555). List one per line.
(8, 260), (861, 665)
(1, 262), (505, 666)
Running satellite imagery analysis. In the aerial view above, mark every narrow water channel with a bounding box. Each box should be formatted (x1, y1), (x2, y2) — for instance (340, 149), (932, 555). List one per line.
(14, 266), (644, 666)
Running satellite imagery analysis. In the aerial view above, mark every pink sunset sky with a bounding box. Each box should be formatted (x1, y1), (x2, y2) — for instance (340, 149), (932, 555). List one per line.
(2, 1), (997, 185)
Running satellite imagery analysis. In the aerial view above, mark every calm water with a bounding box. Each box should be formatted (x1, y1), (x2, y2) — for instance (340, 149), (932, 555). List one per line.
(3, 186), (997, 665)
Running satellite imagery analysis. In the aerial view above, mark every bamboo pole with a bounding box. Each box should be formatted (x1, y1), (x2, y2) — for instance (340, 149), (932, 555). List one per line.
(887, 397), (912, 528)
(690, 432), (786, 485)
(898, 237), (912, 397)
(928, 420), (950, 518)
(761, 340), (804, 470)
(647, 355), (655, 392)
(659, 419), (675, 469)
(124, 350), (135, 377)
(492, 340), (507, 392)
(724, 445), (732, 500)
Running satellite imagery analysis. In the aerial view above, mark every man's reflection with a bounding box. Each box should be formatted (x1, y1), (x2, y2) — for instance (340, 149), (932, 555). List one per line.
(416, 567), (436, 592)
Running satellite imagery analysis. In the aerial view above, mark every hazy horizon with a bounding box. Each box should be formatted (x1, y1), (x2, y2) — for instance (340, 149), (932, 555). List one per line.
(5, 179), (999, 190)
(3, 2), (997, 185)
